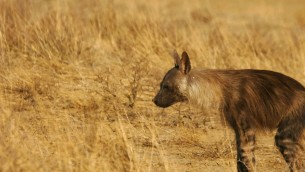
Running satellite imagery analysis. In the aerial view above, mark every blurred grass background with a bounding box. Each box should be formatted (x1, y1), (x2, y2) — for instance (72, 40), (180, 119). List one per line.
(0, 0), (305, 171)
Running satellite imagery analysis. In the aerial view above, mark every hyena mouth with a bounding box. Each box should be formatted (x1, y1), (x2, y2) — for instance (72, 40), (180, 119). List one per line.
(152, 96), (174, 108)
(154, 101), (174, 108)
(153, 93), (188, 108)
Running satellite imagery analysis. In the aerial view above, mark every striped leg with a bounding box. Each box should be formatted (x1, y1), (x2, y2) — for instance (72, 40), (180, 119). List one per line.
(235, 128), (256, 172)
(275, 123), (304, 172)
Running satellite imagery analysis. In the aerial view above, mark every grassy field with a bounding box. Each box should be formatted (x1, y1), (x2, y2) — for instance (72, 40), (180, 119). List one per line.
(1, 0), (305, 171)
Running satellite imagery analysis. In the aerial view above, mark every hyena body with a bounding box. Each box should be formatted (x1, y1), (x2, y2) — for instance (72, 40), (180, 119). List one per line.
(153, 50), (305, 172)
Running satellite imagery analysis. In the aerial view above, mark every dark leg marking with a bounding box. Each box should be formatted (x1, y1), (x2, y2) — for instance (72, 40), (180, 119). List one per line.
(236, 128), (256, 172)
(275, 117), (305, 172)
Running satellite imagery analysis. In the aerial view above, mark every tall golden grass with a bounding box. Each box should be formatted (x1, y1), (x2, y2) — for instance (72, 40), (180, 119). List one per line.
(0, 0), (305, 171)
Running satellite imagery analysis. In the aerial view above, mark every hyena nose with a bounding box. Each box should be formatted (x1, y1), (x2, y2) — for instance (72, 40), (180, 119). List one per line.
(152, 97), (158, 104)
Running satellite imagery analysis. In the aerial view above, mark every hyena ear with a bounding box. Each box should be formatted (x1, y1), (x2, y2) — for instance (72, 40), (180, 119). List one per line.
(171, 49), (180, 68)
(180, 51), (191, 74)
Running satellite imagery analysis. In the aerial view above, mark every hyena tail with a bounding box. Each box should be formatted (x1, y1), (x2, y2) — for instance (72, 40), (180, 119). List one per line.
(275, 104), (305, 172)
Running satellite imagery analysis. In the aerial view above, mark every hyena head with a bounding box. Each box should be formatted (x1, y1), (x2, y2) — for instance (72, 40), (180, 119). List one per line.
(153, 50), (191, 108)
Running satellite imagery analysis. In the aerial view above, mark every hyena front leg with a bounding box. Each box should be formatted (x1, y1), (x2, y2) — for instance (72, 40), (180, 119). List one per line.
(235, 123), (256, 172)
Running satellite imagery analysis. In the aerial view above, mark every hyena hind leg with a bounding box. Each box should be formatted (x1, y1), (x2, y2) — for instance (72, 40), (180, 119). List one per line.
(275, 116), (305, 172)
(235, 127), (256, 172)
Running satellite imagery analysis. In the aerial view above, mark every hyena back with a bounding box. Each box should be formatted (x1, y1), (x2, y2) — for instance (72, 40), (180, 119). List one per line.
(153, 50), (305, 172)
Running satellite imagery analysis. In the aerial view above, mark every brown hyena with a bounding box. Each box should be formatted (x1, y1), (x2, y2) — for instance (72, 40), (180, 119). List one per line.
(153, 50), (305, 172)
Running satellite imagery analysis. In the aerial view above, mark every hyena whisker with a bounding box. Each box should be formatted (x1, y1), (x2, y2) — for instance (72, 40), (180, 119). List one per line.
(153, 50), (305, 172)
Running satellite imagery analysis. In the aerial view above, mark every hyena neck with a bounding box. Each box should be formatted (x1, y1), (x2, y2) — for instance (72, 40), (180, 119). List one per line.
(185, 69), (224, 109)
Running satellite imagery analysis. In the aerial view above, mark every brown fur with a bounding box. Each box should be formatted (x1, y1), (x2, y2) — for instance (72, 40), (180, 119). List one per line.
(153, 50), (305, 172)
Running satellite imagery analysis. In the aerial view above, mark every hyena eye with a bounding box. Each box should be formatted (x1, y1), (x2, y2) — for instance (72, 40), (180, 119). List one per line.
(163, 85), (170, 90)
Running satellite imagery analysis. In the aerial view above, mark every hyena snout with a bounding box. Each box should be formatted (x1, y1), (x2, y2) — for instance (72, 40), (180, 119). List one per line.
(153, 89), (188, 108)
(152, 93), (172, 108)
(152, 96), (158, 105)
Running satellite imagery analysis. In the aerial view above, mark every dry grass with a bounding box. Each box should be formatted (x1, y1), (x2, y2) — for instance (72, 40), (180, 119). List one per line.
(0, 0), (305, 171)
